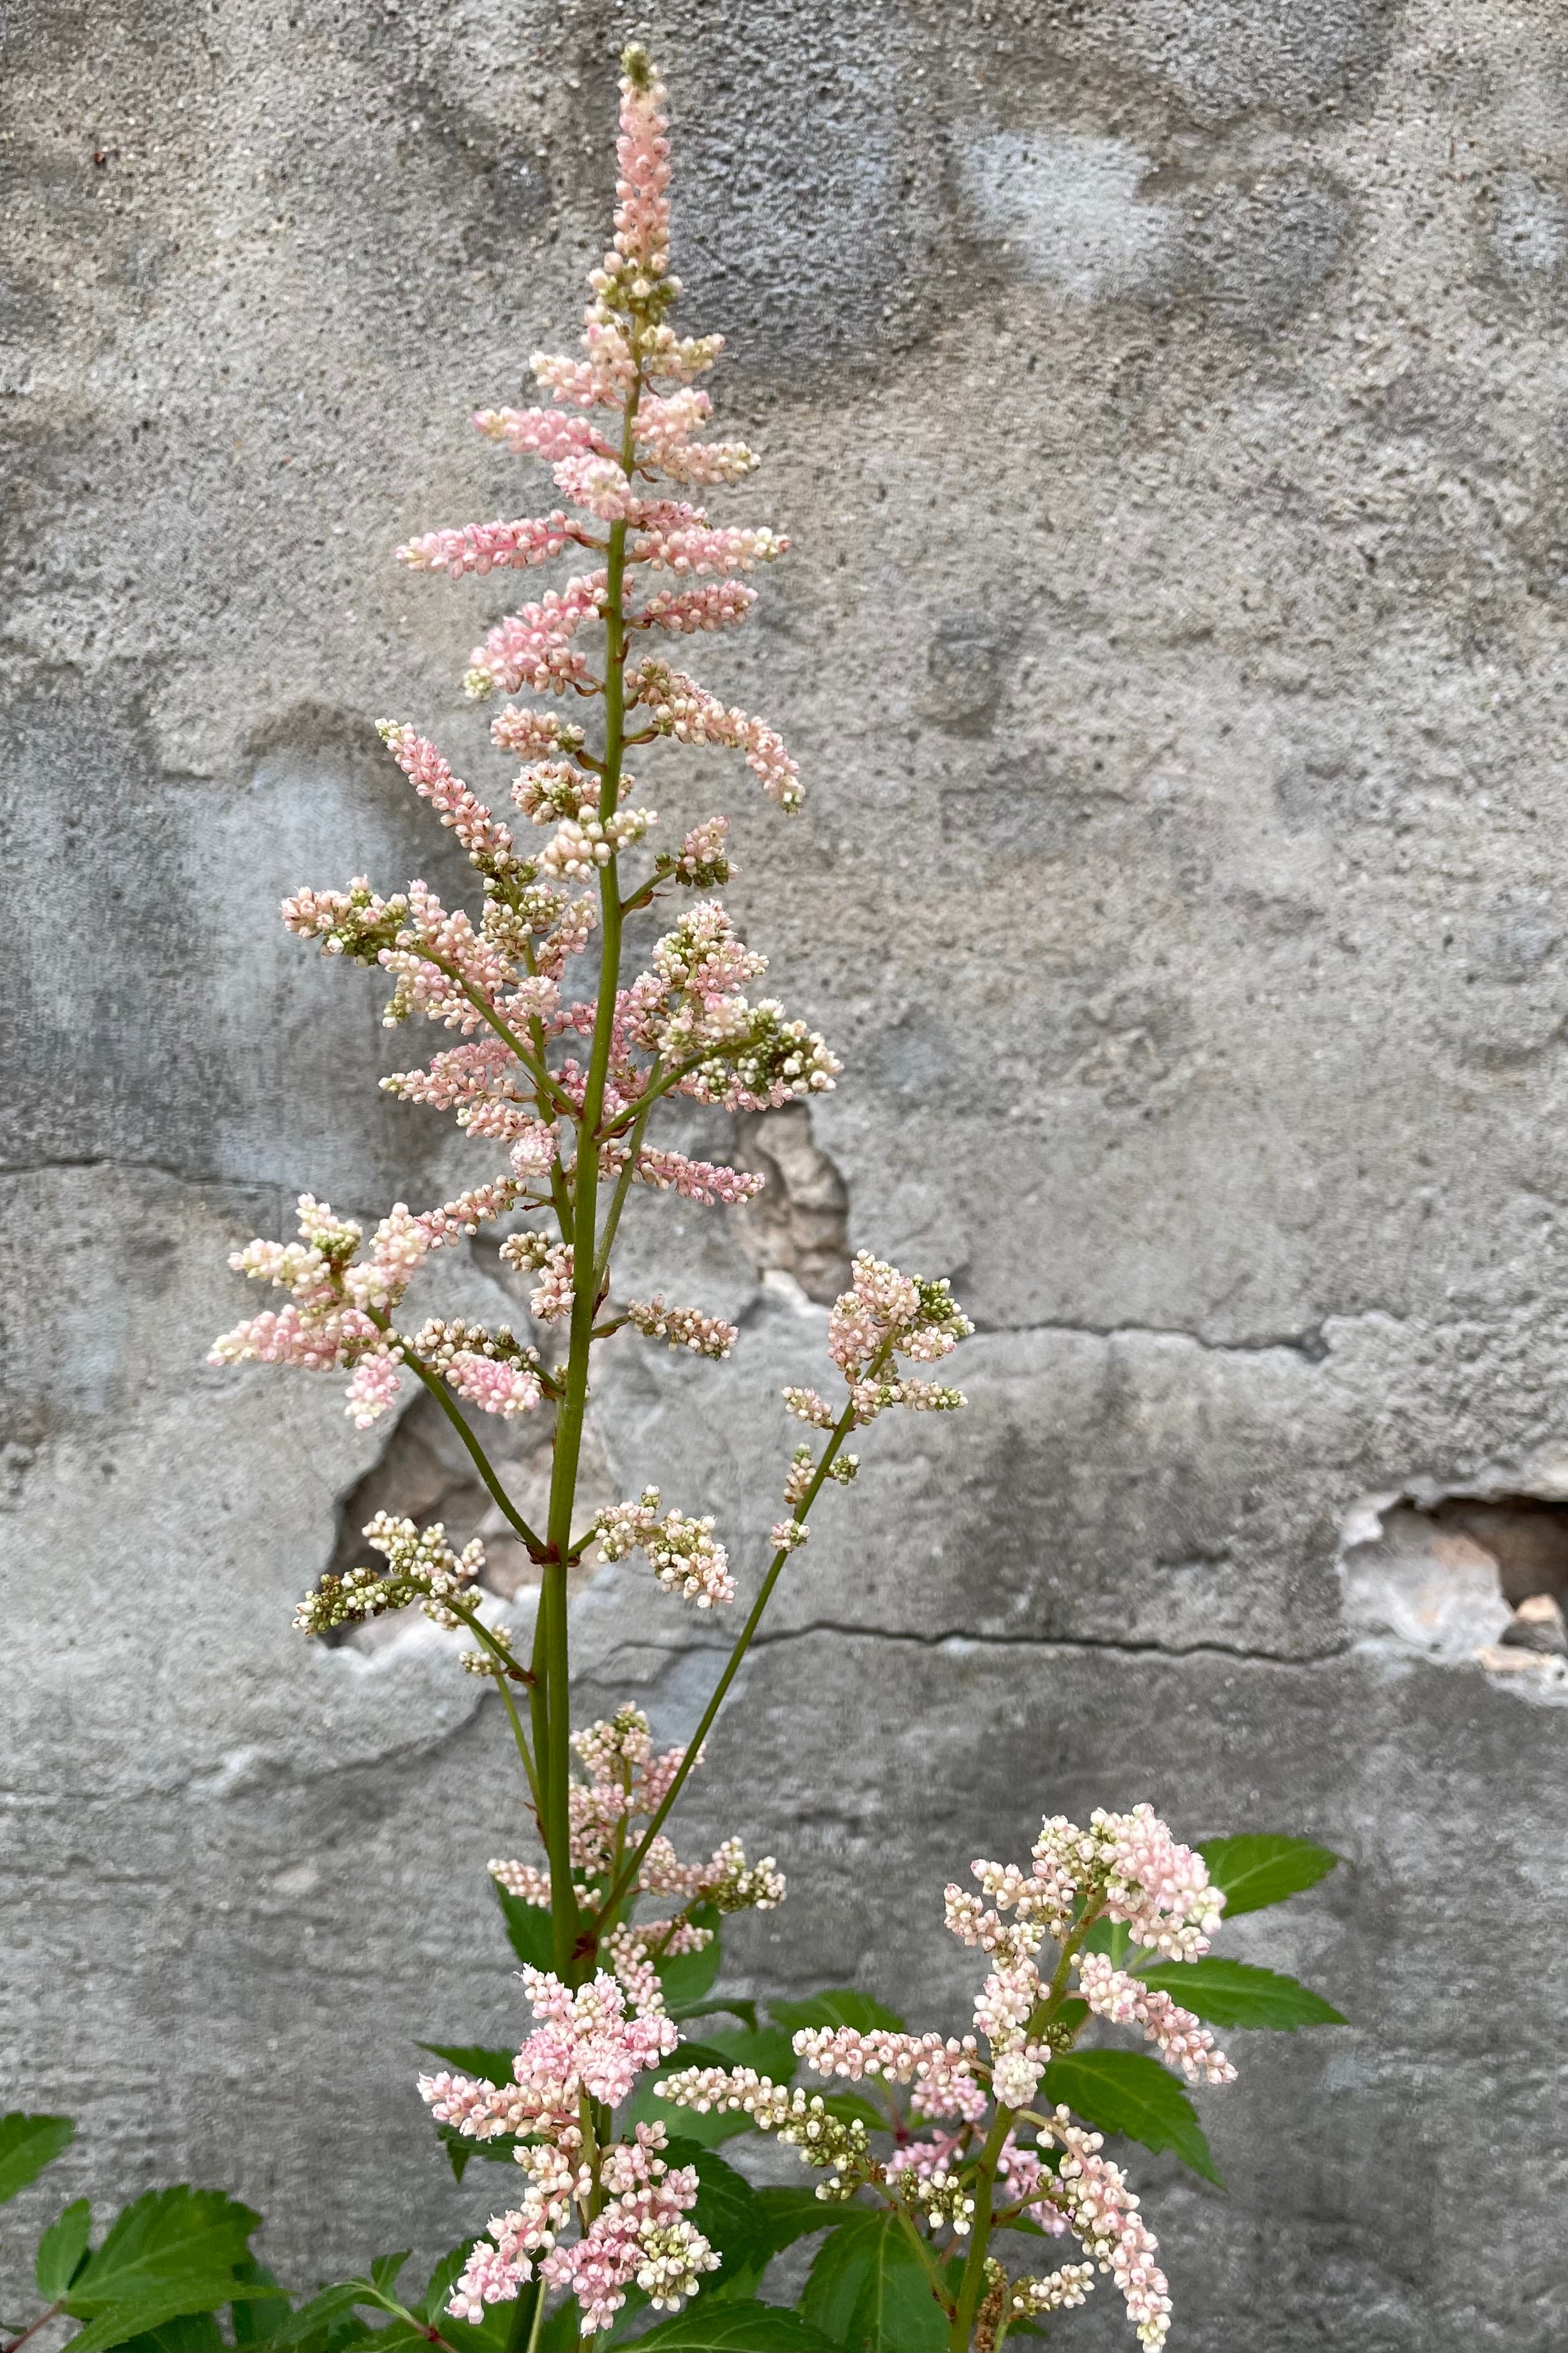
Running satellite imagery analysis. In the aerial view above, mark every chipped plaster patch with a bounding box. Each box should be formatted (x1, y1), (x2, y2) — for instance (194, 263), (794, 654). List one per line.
(956, 129), (1174, 301)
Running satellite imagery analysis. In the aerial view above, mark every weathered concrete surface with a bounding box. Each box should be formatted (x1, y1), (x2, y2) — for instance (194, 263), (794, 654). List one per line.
(3, 0), (1567, 2342)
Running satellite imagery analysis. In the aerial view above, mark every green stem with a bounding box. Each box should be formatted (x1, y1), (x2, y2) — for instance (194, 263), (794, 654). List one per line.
(540, 368), (643, 1980)
(451, 1604), (543, 1820)
(595, 1390), (862, 1926)
(949, 2103), (1015, 2351)
(2, 2303), (64, 2353)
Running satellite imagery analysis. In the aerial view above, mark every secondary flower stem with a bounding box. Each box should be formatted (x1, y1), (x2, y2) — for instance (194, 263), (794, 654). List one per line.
(2, 2303), (64, 2353)
(594, 1390), (863, 1928)
(422, 952), (576, 1119)
(367, 1313), (548, 1558)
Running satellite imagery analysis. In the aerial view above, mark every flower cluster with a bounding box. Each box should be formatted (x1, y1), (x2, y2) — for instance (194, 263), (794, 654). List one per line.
(661, 1805), (1233, 2349)
(624, 1295), (738, 1359)
(782, 1250), (974, 1432)
(209, 1187), (525, 1428)
(594, 1488), (735, 1607)
(488, 1707), (782, 1917)
(293, 1513), (485, 1635)
(423, 1965), (718, 2337)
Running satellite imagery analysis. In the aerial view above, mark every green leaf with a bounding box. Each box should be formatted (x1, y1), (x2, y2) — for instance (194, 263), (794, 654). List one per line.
(494, 1878), (555, 1970)
(656, 1905), (724, 2011)
(633, 2298), (849, 2350)
(801, 2207), (947, 2351)
(755, 2187), (849, 2256)
(670, 1997), (759, 2032)
(254, 2281), (377, 2349)
(419, 2042), (518, 2084)
(68, 2188), (261, 2314)
(230, 2256), (293, 2348)
(537, 2293), (587, 2348)
(1136, 1958), (1346, 2031)
(96, 2314), (227, 2350)
(663, 2140), (775, 2300)
(1081, 1919), (1132, 1963)
(37, 2198), (93, 2298)
(0, 2113), (76, 2204)
(769, 1991), (907, 2037)
(369, 2252), (411, 2296)
(697, 2028), (798, 2083)
(1198, 1834), (1339, 1918)
(1043, 2051), (1222, 2188)
(62, 2281), (277, 2353)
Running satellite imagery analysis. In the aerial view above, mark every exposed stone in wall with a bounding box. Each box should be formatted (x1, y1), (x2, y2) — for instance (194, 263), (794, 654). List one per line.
(731, 1106), (852, 1304)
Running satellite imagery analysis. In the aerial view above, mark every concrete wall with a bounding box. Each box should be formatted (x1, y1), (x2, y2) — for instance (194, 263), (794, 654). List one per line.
(3, 0), (1566, 2343)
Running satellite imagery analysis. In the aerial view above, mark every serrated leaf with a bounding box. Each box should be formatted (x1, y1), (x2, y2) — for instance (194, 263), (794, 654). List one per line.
(494, 1878), (555, 1970)
(37, 2199), (93, 2298)
(1198, 1834), (1339, 1917)
(0, 2113), (76, 2204)
(801, 2207), (947, 2351)
(1044, 2051), (1221, 2186)
(61, 2279), (277, 2353)
(369, 2252), (411, 2295)
(419, 2042), (518, 2085)
(633, 2298), (849, 2349)
(1136, 1957), (1346, 2030)
(656, 1905), (724, 2011)
(769, 1991), (907, 2037)
(754, 2187), (849, 2256)
(67, 2188), (261, 2315)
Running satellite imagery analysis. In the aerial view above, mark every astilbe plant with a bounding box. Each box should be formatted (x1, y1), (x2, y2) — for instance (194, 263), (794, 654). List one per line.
(128, 45), (1352, 2353)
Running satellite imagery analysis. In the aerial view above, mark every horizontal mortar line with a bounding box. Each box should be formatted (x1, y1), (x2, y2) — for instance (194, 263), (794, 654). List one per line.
(0, 1153), (246, 1190)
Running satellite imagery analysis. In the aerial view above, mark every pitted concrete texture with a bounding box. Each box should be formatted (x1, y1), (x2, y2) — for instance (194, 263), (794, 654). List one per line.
(3, 0), (1566, 2342)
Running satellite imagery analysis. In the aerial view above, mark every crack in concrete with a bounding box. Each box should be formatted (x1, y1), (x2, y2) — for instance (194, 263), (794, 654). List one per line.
(584, 1622), (1351, 1672)
(967, 1316), (1333, 1361)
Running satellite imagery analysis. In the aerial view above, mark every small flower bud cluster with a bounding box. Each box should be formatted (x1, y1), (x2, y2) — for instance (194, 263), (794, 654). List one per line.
(512, 760), (600, 824)
(539, 805), (656, 880)
(631, 658), (803, 811)
(495, 1237), (573, 1323)
(626, 1296), (737, 1359)
(702, 1835), (785, 1913)
(1076, 1954), (1236, 2085)
(376, 722), (516, 867)
(770, 1519), (808, 1551)
(897, 2163), (976, 2236)
(295, 1513), (485, 1634)
(1037, 2110), (1173, 2351)
(395, 508), (587, 579)
(1009, 2264), (1097, 2319)
(595, 1488), (735, 1608)
(658, 813), (733, 888)
(633, 1148), (765, 1206)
